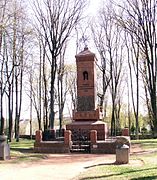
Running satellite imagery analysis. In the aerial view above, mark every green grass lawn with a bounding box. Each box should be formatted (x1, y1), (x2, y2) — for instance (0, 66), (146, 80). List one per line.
(76, 139), (157, 180)
(0, 138), (46, 164)
(10, 138), (34, 149)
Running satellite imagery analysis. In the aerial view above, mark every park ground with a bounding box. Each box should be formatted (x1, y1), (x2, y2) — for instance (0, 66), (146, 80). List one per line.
(0, 139), (157, 180)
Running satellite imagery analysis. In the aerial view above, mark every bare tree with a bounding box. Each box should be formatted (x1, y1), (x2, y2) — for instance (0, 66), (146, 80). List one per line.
(67, 65), (77, 112)
(0, 0), (33, 141)
(26, 68), (42, 130)
(25, 33), (51, 133)
(92, 4), (126, 136)
(91, 7), (111, 117)
(33, 0), (87, 129)
(0, 0), (8, 135)
(41, 39), (49, 131)
(125, 31), (141, 139)
(9, 1), (32, 141)
(0, 0), (16, 140)
(116, 0), (157, 137)
(57, 44), (67, 136)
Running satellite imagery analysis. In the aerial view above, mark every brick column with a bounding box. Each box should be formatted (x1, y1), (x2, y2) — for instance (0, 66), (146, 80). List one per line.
(61, 128), (65, 137)
(122, 128), (129, 136)
(35, 130), (42, 143)
(90, 130), (97, 144)
(50, 129), (56, 139)
(64, 130), (71, 145)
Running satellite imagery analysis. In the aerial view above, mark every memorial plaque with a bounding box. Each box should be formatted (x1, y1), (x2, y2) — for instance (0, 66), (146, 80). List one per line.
(77, 96), (95, 111)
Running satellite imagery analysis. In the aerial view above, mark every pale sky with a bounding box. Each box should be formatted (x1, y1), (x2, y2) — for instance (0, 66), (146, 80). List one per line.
(88, 0), (101, 15)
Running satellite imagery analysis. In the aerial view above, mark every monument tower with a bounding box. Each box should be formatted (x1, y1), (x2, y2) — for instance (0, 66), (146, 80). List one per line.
(66, 47), (108, 140)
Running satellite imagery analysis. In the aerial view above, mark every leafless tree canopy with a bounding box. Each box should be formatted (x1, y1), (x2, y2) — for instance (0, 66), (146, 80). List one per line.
(33, 0), (87, 129)
(1, 0), (157, 139)
(114, 0), (157, 136)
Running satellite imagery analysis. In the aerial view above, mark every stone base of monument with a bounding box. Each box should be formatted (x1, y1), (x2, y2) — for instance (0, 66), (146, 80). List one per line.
(66, 120), (108, 141)
(34, 129), (130, 154)
(0, 135), (10, 160)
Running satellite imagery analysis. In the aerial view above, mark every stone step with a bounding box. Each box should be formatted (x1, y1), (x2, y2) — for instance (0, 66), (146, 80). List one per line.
(71, 143), (90, 153)
(70, 148), (90, 153)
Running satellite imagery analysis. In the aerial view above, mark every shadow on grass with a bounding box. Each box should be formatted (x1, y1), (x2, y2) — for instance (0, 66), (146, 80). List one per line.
(131, 176), (157, 180)
(79, 167), (157, 180)
(9, 147), (49, 163)
(10, 147), (34, 153)
(8, 155), (48, 164)
(85, 162), (115, 169)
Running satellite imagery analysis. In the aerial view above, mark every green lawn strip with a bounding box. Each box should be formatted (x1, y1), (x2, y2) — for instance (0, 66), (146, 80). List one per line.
(78, 164), (157, 180)
(131, 139), (157, 151)
(76, 139), (157, 180)
(76, 156), (157, 180)
(0, 138), (47, 164)
(9, 138), (34, 149)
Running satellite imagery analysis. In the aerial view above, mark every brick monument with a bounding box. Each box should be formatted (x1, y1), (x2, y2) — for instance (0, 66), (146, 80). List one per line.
(66, 47), (108, 141)
(34, 47), (129, 154)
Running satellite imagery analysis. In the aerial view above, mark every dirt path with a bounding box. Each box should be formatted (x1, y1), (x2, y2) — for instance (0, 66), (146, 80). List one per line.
(0, 154), (115, 180)
(0, 144), (144, 180)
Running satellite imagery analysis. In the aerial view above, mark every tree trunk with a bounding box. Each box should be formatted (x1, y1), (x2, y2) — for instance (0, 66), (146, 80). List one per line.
(111, 101), (116, 136)
(0, 82), (4, 135)
(15, 72), (18, 140)
(49, 57), (57, 129)
(8, 85), (13, 142)
(49, 79), (55, 129)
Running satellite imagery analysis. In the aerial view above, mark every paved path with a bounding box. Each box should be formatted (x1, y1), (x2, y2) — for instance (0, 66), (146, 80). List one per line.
(0, 144), (143, 180)
(0, 154), (115, 180)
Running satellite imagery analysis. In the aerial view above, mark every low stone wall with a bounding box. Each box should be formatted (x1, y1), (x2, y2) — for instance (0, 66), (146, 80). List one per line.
(91, 141), (116, 154)
(34, 130), (72, 153)
(34, 141), (71, 153)
(90, 136), (131, 154)
(34, 130), (131, 154)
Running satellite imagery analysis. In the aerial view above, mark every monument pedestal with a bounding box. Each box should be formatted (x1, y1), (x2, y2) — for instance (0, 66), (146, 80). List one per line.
(66, 120), (108, 141)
